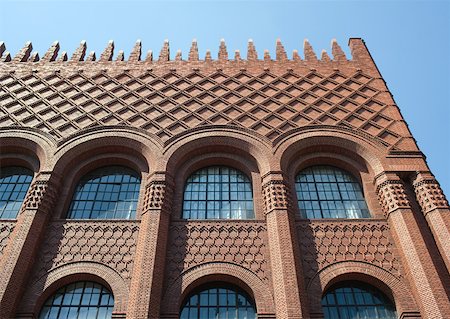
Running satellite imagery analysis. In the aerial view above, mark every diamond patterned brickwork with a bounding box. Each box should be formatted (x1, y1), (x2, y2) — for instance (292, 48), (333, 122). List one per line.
(165, 221), (269, 287)
(31, 221), (139, 284)
(0, 67), (413, 150)
(0, 222), (15, 259)
(297, 220), (402, 284)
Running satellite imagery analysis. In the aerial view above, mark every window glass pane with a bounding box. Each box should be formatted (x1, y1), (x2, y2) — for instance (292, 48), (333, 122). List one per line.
(38, 281), (114, 319)
(67, 166), (140, 220)
(295, 166), (370, 219)
(322, 281), (396, 319)
(0, 167), (33, 219)
(180, 283), (256, 319)
(182, 166), (254, 220)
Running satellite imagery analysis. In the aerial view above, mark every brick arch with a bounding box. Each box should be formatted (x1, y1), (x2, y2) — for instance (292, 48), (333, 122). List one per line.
(53, 126), (162, 174)
(274, 127), (388, 176)
(161, 126), (273, 175)
(50, 127), (163, 219)
(0, 127), (56, 171)
(162, 262), (275, 316)
(307, 261), (418, 316)
(24, 261), (128, 314)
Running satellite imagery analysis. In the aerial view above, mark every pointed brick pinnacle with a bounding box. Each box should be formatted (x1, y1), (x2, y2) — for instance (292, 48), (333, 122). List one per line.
(100, 40), (114, 61)
(331, 39), (346, 61)
(264, 49), (271, 61)
(0, 42), (6, 58)
(189, 39), (199, 61)
(116, 50), (125, 61)
(175, 49), (182, 61)
(129, 39), (142, 61)
(218, 39), (228, 61)
(145, 50), (153, 62)
(29, 52), (39, 62)
(292, 49), (301, 61)
(303, 39), (318, 61)
(321, 49), (331, 62)
(276, 39), (288, 61)
(205, 49), (212, 62)
(87, 51), (96, 61)
(42, 41), (60, 62)
(234, 50), (241, 61)
(71, 40), (87, 62)
(159, 39), (170, 61)
(1, 51), (11, 62)
(13, 41), (32, 62)
(58, 51), (68, 62)
(247, 39), (257, 61)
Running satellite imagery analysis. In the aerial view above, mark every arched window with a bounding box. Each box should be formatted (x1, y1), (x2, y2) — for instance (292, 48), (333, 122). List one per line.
(182, 166), (254, 219)
(39, 281), (114, 319)
(322, 281), (396, 318)
(180, 283), (256, 319)
(295, 166), (369, 219)
(67, 166), (141, 219)
(0, 167), (33, 219)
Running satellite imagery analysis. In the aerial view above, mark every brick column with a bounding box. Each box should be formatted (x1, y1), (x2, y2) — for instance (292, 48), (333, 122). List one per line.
(0, 171), (58, 317)
(376, 173), (450, 318)
(412, 173), (450, 273)
(262, 173), (308, 319)
(127, 172), (173, 319)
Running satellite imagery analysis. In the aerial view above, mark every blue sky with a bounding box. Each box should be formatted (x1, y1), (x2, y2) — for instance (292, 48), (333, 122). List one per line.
(1, 0), (449, 196)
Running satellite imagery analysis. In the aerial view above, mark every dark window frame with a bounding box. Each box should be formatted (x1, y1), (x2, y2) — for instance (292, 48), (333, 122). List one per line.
(295, 165), (370, 219)
(182, 166), (255, 220)
(0, 166), (33, 219)
(180, 282), (257, 319)
(66, 166), (141, 220)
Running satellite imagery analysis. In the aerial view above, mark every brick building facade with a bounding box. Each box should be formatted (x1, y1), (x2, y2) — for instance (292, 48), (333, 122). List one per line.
(0, 38), (449, 318)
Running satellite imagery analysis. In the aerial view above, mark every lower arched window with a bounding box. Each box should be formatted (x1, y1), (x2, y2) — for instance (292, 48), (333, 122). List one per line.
(180, 283), (256, 319)
(322, 281), (396, 319)
(39, 281), (114, 319)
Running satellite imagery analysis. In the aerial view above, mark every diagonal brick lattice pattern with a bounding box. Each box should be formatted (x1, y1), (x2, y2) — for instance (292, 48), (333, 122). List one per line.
(0, 67), (408, 149)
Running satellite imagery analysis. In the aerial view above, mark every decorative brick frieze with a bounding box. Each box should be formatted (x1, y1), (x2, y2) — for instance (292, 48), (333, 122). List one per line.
(21, 172), (58, 214)
(262, 180), (291, 214)
(165, 221), (269, 287)
(412, 178), (449, 214)
(297, 220), (401, 284)
(32, 221), (139, 283)
(0, 222), (15, 259)
(376, 180), (411, 217)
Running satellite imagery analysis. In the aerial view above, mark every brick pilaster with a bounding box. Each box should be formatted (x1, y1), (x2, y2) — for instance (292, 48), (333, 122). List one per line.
(0, 171), (58, 317)
(412, 172), (450, 273)
(127, 172), (173, 318)
(376, 173), (450, 318)
(262, 173), (308, 319)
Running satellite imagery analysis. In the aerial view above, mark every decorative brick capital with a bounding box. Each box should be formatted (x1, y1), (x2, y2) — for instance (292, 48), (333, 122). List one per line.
(21, 172), (58, 214)
(376, 180), (411, 217)
(262, 180), (291, 214)
(142, 180), (173, 215)
(412, 177), (449, 214)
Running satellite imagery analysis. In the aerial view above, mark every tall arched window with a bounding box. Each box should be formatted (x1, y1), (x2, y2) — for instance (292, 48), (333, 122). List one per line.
(39, 281), (114, 319)
(295, 165), (369, 219)
(322, 281), (396, 318)
(67, 166), (141, 219)
(180, 283), (256, 319)
(182, 166), (254, 219)
(0, 167), (33, 219)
